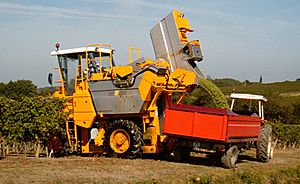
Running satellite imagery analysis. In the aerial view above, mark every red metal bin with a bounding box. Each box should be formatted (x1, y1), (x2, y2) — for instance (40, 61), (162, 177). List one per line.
(163, 104), (261, 143)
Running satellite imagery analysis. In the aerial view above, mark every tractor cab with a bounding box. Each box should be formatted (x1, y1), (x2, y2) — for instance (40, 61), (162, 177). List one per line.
(49, 44), (114, 96)
(230, 93), (267, 120)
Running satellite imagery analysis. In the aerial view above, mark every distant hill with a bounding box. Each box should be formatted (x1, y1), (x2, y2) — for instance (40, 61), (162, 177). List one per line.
(212, 79), (300, 106)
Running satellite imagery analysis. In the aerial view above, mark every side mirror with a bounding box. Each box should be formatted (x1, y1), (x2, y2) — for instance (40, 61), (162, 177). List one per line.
(48, 72), (53, 86)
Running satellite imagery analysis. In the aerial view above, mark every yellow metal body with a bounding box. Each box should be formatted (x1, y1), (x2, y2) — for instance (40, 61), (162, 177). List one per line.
(112, 66), (133, 78)
(173, 10), (192, 44)
(52, 10), (201, 155)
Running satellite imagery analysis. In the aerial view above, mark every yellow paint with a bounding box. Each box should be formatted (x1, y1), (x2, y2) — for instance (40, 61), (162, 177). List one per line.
(55, 66), (66, 96)
(52, 89), (65, 98)
(137, 59), (170, 69)
(138, 72), (155, 102)
(94, 128), (105, 146)
(65, 120), (72, 148)
(114, 90), (120, 96)
(146, 126), (157, 145)
(168, 68), (197, 88)
(109, 129), (130, 154)
(172, 10), (192, 44)
(72, 89), (97, 128)
(190, 40), (201, 46)
(89, 73), (104, 80)
(142, 145), (157, 153)
(112, 65), (133, 78)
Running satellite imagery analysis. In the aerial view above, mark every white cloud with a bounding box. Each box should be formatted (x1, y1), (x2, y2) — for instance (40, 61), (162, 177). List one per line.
(69, 0), (227, 18)
(0, 2), (150, 21)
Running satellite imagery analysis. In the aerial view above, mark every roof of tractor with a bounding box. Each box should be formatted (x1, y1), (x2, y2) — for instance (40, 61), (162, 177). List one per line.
(50, 46), (111, 56)
(230, 93), (267, 102)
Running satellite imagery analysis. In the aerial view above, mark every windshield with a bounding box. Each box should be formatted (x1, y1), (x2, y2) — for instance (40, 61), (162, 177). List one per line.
(58, 55), (78, 96)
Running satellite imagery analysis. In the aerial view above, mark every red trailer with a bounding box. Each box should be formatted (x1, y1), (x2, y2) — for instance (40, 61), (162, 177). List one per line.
(163, 93), (273, 168)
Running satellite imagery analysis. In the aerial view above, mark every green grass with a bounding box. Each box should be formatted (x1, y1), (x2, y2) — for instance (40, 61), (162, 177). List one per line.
(187, 165), (300, 184)
(217, 80), (300, 106)
(219, 81), (300, 96)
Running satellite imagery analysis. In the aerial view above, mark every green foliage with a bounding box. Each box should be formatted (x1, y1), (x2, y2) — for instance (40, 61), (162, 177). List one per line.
(280, 166), (300, 178)
(269, 120), (300, 146)
(239, 171), (261, 184)
(0, 80), (37, 100)
(37, 87), (54, 96)
(212, 78), (242, 87)
(197, 78), (229, 109)
(264, 97), (284, 121)
(244, 80), (252, 86)
(188, 166), (300, 184)
(182, 78), (229, 109)
(263, 98), (300, 125)
(276, 166), (300, 183)
(189, 175), (212, 184)
(0, 96), (67, 144)
(217, 80), (300, 125)
(0, 97), (15, 139)
(183, 87), (216, 108)
(219, 80), (300, 99)
(292, 102), (300, 124)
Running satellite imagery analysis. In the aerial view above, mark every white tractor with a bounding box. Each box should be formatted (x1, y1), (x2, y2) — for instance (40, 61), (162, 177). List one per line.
(230, 93), (273, 162)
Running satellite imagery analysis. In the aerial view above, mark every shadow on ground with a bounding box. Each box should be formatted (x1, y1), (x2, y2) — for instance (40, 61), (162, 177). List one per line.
(142, 151), (260, 168)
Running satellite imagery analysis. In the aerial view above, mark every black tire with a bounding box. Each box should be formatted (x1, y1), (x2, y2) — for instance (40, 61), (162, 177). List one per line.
(256, 124), (272, 162)
(173, 146), (191, 162)
(106, 120), (142, 159)
(221, 145), (239, 168)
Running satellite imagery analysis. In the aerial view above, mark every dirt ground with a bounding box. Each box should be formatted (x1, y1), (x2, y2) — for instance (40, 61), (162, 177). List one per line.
(0, 149), (299, 184)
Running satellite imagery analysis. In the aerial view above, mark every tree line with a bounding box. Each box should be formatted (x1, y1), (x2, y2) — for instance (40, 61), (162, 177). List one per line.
(0, 80), (67, 157)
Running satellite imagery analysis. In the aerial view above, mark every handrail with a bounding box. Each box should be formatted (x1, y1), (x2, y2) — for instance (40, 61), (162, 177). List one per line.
(85, 43), (113, 80)
(128, 47), (141, 64)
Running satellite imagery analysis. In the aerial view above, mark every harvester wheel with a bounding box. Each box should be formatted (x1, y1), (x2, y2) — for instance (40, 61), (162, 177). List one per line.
(106, 120), (142, 159)
(256, 124), (273, 162)
(221, 145), (239, 168)
(173, 146), (191, 162)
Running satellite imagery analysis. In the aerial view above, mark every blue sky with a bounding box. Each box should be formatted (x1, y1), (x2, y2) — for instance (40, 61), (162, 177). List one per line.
(0, 0), (299, 87)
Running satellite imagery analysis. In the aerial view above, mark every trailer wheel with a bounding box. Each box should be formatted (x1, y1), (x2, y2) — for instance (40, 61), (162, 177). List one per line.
(106, 120), (142, 159)
(256, 124), (272, 162)
(221, 145), (239, 168)
(173, 146), (191, 162)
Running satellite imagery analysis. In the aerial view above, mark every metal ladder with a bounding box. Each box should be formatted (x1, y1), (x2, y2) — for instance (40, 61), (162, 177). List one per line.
(66, 120), (78, 152)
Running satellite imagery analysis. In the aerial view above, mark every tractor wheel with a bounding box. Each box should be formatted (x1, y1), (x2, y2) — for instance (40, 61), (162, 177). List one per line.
(173, 146), (191, 162)
(256, 124), (273, 162)
(221, 145), (239, 168)
(106, 120), (142, 159)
